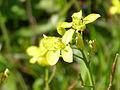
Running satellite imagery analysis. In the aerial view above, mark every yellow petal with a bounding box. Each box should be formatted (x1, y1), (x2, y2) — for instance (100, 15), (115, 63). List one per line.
(61, 46), (73, 63)
(110, 6), (118, 15)
(37, 57), (49, 66)
(83, 14), (100, 24)
(62, 29), (75, 45)
(29, 56), (39, 63)
(26, 46), (40, 56)
(46, 50), (60, 66)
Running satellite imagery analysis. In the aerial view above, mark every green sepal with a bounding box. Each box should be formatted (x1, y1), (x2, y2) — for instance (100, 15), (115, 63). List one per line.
(76, 32), (85, 50)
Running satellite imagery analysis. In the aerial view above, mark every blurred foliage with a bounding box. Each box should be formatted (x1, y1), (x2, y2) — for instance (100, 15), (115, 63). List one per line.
(0, 0), (120, 90)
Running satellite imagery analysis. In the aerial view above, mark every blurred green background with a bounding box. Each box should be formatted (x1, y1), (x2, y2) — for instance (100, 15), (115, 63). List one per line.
(0, 0), (120, 90)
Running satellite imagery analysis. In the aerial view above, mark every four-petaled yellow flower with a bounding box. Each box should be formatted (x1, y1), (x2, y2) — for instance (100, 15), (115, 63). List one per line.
(26, 36), (73, 66)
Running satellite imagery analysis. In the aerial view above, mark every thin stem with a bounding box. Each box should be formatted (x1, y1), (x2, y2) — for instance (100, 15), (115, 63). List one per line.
(0, 13), (13, 62)
(60, 0), (73, 16)
(107, 53), (119, 90)
(45, 67), (49, 90)
(0, 13), (11, 53)
(68, 80), (78, 90)
(26, 0), (36, 44)
(48, 66), (56, 84)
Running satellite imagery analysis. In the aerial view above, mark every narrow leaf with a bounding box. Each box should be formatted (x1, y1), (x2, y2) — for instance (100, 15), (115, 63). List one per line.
(79, 60), (92, 86)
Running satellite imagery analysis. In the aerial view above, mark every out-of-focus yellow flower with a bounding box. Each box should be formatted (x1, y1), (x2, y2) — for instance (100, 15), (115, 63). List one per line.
(110, 0), (120, 15)
(26, 36), (73, 66)
(0, 68), (10, 84)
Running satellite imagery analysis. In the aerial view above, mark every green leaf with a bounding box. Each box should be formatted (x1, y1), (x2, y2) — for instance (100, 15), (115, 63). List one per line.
(76, 32), (85, 50)
(46, 50), (60, 66)
(79, 59), (92, 86)
(62, 29), (75, 44)
(33, 78), (44, 90)
(1, 73), (17, 90)
(61, 46), (73, 63)
(83, 14), (100, 24)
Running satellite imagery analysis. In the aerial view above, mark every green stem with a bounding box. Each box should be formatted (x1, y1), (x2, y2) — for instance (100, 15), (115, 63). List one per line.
(80, 50), (94, 90)
(60, 0), (73, 16)
(0, 13), (11, 53)
(45, 67), (49, 90)
(48, 66), (56, 84)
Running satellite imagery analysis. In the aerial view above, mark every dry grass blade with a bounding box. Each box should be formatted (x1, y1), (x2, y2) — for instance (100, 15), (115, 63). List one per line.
(107, 53), (119, 90)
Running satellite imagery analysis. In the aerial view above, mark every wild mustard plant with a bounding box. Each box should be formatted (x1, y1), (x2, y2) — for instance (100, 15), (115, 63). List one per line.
(110, 0), (120, 15)
(26, 10), (100, 90)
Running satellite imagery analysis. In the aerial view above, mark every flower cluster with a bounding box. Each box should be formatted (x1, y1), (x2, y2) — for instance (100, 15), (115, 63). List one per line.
(26, 10), (100, 66)
(57, 10), (100, 50)
(26, 36), (73, 66)
(110, 0), (120, 15)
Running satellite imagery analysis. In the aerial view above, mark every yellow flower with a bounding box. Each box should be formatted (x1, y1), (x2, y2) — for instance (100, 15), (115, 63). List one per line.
(110, 0), (120, 15)
(0, 68), (10, 84)
(57, 10), (100, 50)
(26, 36), (73, 66)
(57, 10), (100, 34)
